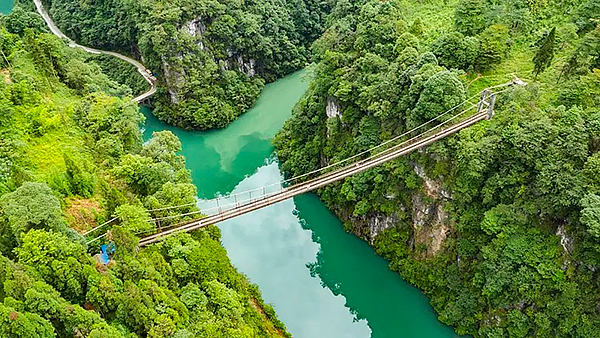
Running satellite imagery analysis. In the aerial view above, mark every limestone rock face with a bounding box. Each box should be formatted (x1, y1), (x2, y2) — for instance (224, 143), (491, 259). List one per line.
(556, 223), (574, 255)
(183, 17), (257, 78)
(411, 193), (450, 258)
(326, 97), (342, 118)
(349, 212), (402, 245)
(410, 162), (452, 258)
(336, 160), (453, 258)
(161, 56), (185, 105)
(160, 16), (261, 104)
(181, 18), (206, 50)
(223, 53), (257, 78)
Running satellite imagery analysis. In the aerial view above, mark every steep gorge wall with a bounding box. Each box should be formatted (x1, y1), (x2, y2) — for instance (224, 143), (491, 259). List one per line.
(35, 0), (330, 129)
(326, 146), (454, 259)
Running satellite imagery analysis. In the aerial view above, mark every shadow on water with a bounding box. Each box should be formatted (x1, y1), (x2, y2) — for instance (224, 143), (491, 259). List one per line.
(142, 69), (463, 338)
(294, 194), (461, 338)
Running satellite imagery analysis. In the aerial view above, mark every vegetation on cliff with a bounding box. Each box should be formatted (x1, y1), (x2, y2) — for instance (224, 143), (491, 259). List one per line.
(0, 18), (289, 337)
(27, 0), (330, 130)
(274, 0), (600, 336)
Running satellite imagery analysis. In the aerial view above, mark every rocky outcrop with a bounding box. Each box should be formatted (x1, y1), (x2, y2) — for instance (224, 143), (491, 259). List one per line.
(348, 211), (403, 245)
(556, 224), (574, 255)
(222, 49), (257, 77)
(411, 193), (450, 258)
(326, 97), (342, 118)
(161, 56), (185, 104)
(325, 158), (453, 258)
(410, 161), (452, 258)
(181, 18), (207, 50)
(181, 17), (258, 78)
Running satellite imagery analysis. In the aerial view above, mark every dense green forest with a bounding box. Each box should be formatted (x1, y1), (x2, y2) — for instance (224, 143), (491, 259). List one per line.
(19, 0), (331, 130)
(0, 12), (289, 337)
(4, 0), (600, 337)
(274, 0), (600, 337)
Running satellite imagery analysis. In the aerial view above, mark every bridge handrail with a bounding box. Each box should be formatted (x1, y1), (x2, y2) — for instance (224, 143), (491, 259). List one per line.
(138, 111), (490, 246)
(137, 104), (488, 245)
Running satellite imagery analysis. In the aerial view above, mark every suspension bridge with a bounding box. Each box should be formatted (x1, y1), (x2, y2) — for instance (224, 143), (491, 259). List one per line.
(33, 0), (157, 103)
(30, 1), (527, 248)
(84, 79), (526, 247)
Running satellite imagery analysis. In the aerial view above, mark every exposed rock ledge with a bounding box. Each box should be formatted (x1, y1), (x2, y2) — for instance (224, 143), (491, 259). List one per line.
(330, 160), (453, 260)
(410, 162), (452, 258)
(181, 18), (207, 50)
(349, 212), (403, 245)
(326, 97), (342, 118)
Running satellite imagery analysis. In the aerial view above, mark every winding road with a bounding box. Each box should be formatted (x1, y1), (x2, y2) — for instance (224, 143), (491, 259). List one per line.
(33, 0), (157, 103)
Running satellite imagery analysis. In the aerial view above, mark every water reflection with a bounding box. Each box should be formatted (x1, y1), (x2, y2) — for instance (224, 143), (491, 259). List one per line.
(142, 69), (461, 338)
(294, 194), (461, 338)
(217, 163), (373, 337)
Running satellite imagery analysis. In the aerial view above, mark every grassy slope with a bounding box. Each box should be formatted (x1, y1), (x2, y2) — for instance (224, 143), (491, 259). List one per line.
(0, 27), (289, 337)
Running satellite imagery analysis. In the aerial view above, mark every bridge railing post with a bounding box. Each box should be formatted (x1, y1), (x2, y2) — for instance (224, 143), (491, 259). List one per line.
(477, 89), (489, 115)
(486, 94), (497, 120)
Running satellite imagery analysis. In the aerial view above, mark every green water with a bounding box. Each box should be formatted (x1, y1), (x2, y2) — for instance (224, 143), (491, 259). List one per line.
(0, 0), (13, 14)
(142, 70), (460, 338)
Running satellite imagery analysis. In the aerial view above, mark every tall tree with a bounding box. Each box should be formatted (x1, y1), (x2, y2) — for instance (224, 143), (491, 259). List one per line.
(533, 27), (556, 77)
(454, 0), (485, 36)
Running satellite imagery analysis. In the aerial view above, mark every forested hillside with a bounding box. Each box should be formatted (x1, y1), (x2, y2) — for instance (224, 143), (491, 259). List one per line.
(274, 0), (600, 336)
(21, 0), (330, 130)
(0, 12), (289, 337)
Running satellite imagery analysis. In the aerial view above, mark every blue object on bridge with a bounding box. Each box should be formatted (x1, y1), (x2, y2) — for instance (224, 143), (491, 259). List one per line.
(100, 244), (109, 265)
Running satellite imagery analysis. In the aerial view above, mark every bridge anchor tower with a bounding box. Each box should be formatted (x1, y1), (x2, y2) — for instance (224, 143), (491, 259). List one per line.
(478, 76), (527, 120)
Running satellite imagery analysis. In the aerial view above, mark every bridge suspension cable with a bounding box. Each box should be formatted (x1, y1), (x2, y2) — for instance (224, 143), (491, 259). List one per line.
(139, 91), (483, 216)
(139, 76), (524, 219)
(86, 79), (526, 245)
(139, 105), (495, 246)
(142, 101), (480, 231)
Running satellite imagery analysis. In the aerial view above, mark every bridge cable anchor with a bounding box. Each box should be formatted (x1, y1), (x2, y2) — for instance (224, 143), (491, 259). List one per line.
(478, 89), (497, 120)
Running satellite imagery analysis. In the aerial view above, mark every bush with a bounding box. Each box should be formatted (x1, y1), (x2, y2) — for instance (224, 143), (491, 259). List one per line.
(574, 0), (600, 34)
(476, 24), (509, 70)
(0, 182), (70, 247)
(454, 0), (486, 36)
(431, 31), (480, 70)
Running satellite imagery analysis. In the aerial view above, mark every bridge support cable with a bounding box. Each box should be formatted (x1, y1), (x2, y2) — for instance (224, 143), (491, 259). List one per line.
(139, 102), (478, 229)
(138, 105), (489, 245)
(141, 78), (527, 217)
(137, 91), (485, 218)
(137, 80), (527, 246)
(87, 80), (526, 246)
(82, 217), (118, 236)
(138, 108), (491, 246)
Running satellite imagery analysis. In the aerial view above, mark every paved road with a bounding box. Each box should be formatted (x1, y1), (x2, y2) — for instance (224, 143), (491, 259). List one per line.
(32, 0), (157, 102)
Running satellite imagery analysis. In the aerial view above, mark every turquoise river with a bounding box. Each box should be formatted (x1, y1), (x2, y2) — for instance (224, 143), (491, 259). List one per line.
(1, 1), (461, 336)
(142, 70), (461, 338)
(0, 0), (13, 15)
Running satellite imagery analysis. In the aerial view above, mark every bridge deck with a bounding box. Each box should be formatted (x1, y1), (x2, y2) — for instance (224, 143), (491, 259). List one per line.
(138, 110), (488, 246)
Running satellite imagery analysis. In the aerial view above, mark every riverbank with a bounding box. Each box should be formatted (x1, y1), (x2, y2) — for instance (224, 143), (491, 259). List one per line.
(143, 70), (461, 338)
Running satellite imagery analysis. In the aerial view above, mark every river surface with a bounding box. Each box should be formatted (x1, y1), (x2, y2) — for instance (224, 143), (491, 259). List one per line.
(0, 0), (13, 14)
(0, 1), (461, 336)
(142, 70), (460, 338)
